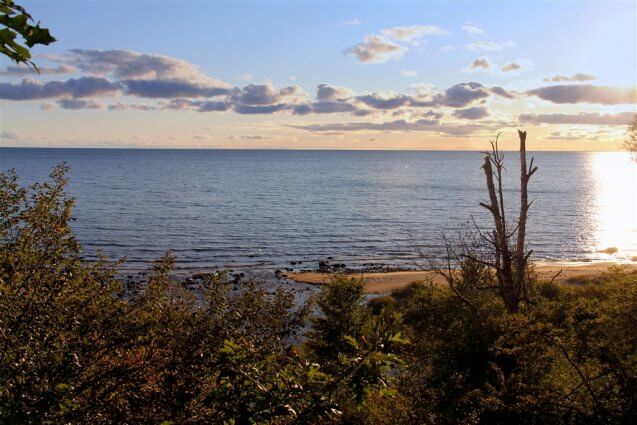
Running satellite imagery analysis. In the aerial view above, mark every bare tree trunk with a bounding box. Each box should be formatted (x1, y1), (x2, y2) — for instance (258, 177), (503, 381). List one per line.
(516, 131), (537, 303)
(478, 131), (537, 313)
(481, 156), (515, 312)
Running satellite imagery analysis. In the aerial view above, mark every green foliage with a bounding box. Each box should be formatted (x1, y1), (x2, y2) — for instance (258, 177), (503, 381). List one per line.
(1, 165), (635, 424)
(382, 269), (637, 424)
(306, 276), (367, 366)
(0, 0), (55, 69)
(0, 167), (402, 424)
(305, 276), (409, 421)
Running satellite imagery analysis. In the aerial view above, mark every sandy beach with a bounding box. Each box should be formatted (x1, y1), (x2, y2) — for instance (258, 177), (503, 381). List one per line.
(284, 261), (637, 294)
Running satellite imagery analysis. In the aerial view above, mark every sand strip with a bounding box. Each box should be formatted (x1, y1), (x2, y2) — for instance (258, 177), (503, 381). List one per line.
(283, 262), (637, 294)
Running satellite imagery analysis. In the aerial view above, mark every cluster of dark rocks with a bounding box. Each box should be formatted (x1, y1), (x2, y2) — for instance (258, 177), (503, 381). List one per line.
(359, 263), (413, 273)
(317, 259), (347, 273)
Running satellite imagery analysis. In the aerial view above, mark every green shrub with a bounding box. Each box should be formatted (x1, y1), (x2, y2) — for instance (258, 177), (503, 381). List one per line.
(1, 166), (635, 424)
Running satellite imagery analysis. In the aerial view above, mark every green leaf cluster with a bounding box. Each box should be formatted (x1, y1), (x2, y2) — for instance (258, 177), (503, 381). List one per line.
(0, 0), (55, 69)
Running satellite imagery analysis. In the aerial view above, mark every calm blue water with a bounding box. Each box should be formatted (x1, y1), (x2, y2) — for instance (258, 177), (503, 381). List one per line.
(1, 148), (635, 270)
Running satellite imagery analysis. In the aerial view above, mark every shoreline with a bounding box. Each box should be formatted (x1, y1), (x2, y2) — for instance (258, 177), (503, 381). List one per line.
(283, 260), (637, 294)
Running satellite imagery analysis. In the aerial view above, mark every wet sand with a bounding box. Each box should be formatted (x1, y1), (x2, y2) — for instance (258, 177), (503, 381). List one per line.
(284, 261), (637, 294)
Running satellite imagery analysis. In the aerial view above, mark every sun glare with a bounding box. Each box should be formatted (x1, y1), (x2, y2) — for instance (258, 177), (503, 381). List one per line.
(589, 152), (637, 260)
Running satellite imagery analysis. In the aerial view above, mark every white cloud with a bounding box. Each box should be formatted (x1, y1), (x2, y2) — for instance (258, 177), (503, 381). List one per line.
(0, 130), (20, 140)
(463, 57), (531, 75)
(464, 57), (492, 72)
(543, 73), (596, 82)
(58, 99), (105, 110)
(461, 23), (485, 36)
(501, 62), (521, 72)
(380, 25), (450, 42)
(520, 111), (635, 125)
(0, 64), (76, 76)
(410, 83), (436, 98)
(346, 35), (407, 64)
(66, 49), (227, 86)
(466, 40), (516, 51)
(526, 85), (637, 105)
(347, 24), (449, 63)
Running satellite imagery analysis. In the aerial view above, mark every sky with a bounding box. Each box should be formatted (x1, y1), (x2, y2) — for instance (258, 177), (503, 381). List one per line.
(0, 0), (636, 150)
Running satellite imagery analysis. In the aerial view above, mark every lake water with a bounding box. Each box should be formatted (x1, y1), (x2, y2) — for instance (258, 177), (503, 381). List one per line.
(1, 148), (635, 271)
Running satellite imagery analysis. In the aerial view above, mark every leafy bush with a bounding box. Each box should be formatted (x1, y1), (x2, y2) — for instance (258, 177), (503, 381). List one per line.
(0, 167), (401, 424)
(1, 166), (635, 424)
(382, 270), (637, 424)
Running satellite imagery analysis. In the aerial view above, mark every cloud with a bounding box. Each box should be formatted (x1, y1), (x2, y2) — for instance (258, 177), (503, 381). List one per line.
(466, 40), (516, 51)
(198, 101), (231, 112)
(464, 57), (530, 75)
(490, 86), (515, 99)
(0, 64), (76, 76)
(292, 83), (362, 115)
(347, 24), (448, 63)
(293, 101), (356, 115)
(0, 130), (20, 140)
(66, 49), (227, 86)
(1, 49), (232, 101)
(466, 57), (491, 71)
(0, 77), (121, 100)
(233, 103), (289, 114)
(232, 135), (274, 140)
(544, 131), (581, 141)
(439, 45), (454, 52)
(380, 25), (449, 41)
(401, 70), (418, 77)
(410, 83), (436, 97)
(462, 23), (485, 35)
(519, 111), (636, 126)
(543, 73), (596, 82)
(290, 119), (485, 137)
(335, 83), (494, 112)
(343, 18), (361, 26)
(526, 85), (637, 105)
(290, 118), (439, 133)
(356, 93), (413, 109)
(108, 102), (159, 111)
(453, 106), (490, 120)
(57, 99), (104, 110)
(433, 82), (491, 107)
(229, 82), (304, 105)
(0, 46), (516, 124)
(346, 35), (407, 63)
(316, 83), (352, 101)
(501, 61), (520, 72)
(123, 79), (230, 98)
(163, 98), (229, 112)
(153, 82), (305, 115)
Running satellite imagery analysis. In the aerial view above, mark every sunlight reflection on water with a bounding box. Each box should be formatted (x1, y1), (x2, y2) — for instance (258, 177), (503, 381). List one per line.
(589, 152), (637, 260)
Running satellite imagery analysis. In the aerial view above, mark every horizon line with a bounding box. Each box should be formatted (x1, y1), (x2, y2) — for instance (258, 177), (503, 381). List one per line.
(0, 146), (628, 153)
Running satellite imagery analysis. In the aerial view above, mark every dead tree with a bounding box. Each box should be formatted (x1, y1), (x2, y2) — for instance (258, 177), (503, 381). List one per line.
(479, 130), (537, 313)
